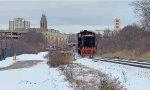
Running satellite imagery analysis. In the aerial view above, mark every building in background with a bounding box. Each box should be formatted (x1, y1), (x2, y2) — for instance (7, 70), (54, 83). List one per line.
(1, 14), (67, 49)
(95, 30), (105, 35)
(40, 14), (47, 31)
(38, 14), (67, 48)
(114, 18), (121, 31)
(9, 18), (30, 31)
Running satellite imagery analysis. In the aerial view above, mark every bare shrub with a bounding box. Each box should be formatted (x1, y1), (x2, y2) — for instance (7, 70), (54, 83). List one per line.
(60, 63), (124, 90)
(47, 50), (73, 67)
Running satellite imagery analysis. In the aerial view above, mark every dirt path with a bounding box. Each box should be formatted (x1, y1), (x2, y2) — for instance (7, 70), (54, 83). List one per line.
(0, 60), (43, 71)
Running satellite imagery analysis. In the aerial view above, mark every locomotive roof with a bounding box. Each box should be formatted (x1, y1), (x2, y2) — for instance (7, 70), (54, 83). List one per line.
(77, 30), (95, 34)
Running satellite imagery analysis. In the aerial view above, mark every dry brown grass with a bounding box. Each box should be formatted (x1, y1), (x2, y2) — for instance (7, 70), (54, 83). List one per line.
(47, 50), (73, 67)
(102, 50), (134, 59)
(102, 50), (150, 60)
(137, 51), (150, 60)
(60, 63), (124, 90)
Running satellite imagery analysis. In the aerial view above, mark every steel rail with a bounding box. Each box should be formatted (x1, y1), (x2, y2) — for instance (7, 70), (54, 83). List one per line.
(93, 57), (150, 69)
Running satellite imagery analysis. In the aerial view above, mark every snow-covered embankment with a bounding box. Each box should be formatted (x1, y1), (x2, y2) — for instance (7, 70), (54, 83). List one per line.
(75, 57), (150, 90)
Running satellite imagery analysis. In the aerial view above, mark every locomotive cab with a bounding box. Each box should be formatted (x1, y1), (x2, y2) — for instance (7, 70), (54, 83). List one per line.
(77, 30), (96, 57)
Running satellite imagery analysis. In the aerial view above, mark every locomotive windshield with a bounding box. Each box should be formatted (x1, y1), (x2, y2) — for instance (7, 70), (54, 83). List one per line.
(83, 36), (95, 47)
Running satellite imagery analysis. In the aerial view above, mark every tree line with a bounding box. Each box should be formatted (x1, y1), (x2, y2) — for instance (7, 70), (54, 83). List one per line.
(97, 25), (150, 56)
(13, 30), (46, 54)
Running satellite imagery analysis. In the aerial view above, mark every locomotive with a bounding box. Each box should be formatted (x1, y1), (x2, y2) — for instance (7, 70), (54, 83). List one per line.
(77, 30), (96, 57)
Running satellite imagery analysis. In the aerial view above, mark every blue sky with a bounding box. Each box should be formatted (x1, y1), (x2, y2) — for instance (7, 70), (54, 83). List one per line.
(0, 0), (137, 33)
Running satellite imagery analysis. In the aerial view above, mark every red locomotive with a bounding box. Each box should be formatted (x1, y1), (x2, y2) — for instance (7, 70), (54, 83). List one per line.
(77, 30), (96, 57)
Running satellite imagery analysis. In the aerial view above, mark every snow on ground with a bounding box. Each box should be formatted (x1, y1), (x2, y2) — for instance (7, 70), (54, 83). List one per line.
(0, 52), (48, 68)
(0, 62), (72, 90)
(0, 51), (72, 90)
(2, 51), (150, 90)
(75, 57), (150, 90)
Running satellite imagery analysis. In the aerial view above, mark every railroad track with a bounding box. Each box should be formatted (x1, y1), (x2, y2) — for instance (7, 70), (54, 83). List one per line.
(93, 57), (150, 69)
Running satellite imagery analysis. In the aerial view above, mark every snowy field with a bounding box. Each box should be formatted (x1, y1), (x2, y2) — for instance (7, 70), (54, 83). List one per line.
(75, 57), (150, 90)
(1, 52), (150, 90)
(0, 52), (72, 90)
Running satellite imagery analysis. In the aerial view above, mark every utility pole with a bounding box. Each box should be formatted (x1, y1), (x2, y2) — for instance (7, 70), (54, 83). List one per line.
(0, 33), (2, 49)
(72, 44), (76, 61)
(46, 37), (47, 48)
(5, 33), (7, 49)
(0, 33), (2, 60)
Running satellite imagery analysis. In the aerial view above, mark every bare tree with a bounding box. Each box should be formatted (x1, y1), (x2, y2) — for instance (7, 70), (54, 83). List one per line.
(98, 25), (150, 55)
(103, 29), (112, 38)
(67, 33), (77, 43)
(95, 33), (102, 49)
(131, 0), (150, 30)
(14, 30), (46, 54)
